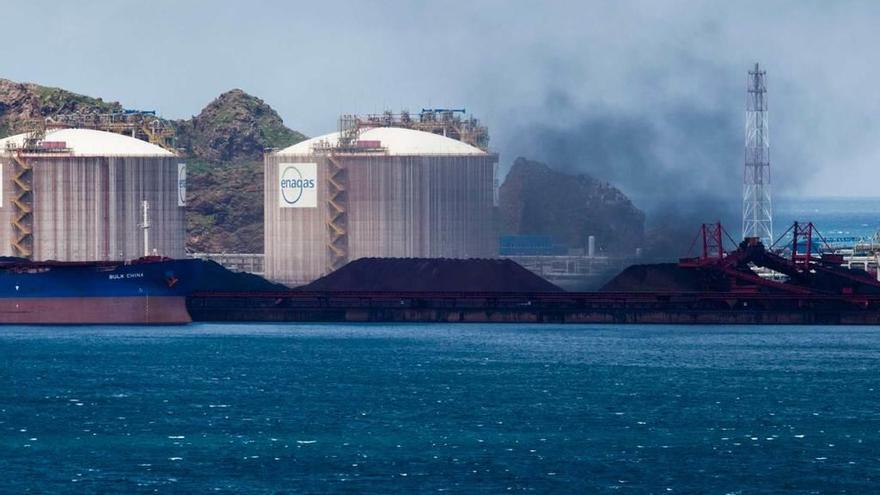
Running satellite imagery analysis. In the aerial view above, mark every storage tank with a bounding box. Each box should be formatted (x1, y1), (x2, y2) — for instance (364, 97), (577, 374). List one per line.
(265, 127), (498, 286)
(0, 128), (185, 261)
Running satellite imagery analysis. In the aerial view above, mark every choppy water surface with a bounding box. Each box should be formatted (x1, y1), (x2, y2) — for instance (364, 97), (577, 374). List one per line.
(1, 324), (879, 493)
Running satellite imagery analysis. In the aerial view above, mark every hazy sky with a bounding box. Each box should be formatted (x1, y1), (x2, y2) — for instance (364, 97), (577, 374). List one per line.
(2, 0), (878, 198)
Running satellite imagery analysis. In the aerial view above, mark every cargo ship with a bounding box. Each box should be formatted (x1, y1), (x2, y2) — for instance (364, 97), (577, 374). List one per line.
(0, 256), (200, 324)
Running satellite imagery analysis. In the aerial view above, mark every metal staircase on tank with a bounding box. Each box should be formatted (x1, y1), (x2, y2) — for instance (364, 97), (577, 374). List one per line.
(326, 154), (349, 272)
(318, 113), (395, 273)
(140, 117), (174, 150)
(8, 126), (43, 259)
(9, 148), (34, 258)
(5, 124), (71, 259)
(321, 114), (364, 273)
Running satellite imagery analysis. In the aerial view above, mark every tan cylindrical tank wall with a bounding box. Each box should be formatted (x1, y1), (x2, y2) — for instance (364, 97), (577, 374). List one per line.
(0, 160), (14, 257)
(0, 155), (185, 261)
(265, 152), (498, 286)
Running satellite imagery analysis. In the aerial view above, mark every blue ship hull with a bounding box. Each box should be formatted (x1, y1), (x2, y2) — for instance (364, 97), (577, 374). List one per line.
(0, 257), (201, 324)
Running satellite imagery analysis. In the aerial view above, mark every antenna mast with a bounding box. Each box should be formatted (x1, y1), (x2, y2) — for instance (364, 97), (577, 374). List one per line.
(140, 200), (150, 258)
(742, 62), (773, 245)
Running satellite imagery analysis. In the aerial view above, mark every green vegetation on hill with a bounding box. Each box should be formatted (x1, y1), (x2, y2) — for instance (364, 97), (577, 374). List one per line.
(185, 159), (265, 253)
(0, 78), (122, 134)
(175, 89), (305, 163)
(34, 85), (120, 115)
(177, 89), (306, 252)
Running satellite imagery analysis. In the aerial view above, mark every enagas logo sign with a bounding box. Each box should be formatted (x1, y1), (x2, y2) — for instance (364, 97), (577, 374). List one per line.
(177, 163), (186, 207)
(279, 162), (318, 208)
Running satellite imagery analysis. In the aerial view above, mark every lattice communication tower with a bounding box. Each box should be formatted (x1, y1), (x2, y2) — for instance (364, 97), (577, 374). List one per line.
(742, 63), (773, 245)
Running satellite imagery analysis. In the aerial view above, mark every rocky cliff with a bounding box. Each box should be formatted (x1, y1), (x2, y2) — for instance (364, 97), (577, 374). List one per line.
(499, 157), (645, 255)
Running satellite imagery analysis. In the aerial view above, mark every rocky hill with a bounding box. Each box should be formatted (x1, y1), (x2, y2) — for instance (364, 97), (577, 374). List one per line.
(176, 90), (305, 252)
(0, 79), (121, 135)
(499, 157), (645, 255)
(174, 89), (305, 163)
(0, 79), (305, 253)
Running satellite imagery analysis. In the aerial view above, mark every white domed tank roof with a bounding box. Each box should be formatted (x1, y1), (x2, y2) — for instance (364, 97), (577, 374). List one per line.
(0, 128), (174, 156)
(276, 127), (486, 156)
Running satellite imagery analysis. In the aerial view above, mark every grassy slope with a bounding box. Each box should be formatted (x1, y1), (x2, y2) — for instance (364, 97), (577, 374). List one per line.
(185, 159), (265, 253)
(184, 127), (305, 253)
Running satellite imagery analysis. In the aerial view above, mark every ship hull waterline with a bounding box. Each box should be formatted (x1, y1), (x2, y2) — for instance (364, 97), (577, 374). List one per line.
(0, 257), (200, 325)
(0, 296), (191, 324)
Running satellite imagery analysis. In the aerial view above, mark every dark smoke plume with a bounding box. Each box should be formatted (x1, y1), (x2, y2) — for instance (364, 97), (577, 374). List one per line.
(500, 94), (749, 259)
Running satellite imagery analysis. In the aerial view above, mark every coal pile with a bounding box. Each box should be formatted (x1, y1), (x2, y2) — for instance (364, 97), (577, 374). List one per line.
(299, 258), (563, 293)
(600, 263), (703, 292)
(193, 260), (288, 292)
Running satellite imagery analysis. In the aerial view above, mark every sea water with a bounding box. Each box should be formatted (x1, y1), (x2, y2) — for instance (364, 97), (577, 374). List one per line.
(1, 323), (879, 493)
(2, 196), (878, 493)
(772, 196), (880, 244)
